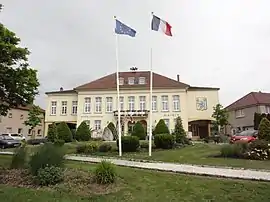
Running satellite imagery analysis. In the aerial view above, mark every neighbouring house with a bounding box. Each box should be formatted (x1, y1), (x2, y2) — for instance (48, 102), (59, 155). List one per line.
(225, 91), (270, 134)
(44, 70), (219, 139)
(0, 105), (45, 139)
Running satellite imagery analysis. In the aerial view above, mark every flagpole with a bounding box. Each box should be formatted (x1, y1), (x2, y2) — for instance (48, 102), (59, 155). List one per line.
(149, 12), (154, 157)
(114, 16), (122, 157)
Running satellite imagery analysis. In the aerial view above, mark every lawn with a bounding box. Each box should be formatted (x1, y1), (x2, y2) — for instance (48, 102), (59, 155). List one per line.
(1, 155), (270, 202)
(3, 141), (270, 170)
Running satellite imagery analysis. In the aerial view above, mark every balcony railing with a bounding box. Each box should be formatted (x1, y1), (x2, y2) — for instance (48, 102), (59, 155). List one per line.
(113, 110), (149, 117)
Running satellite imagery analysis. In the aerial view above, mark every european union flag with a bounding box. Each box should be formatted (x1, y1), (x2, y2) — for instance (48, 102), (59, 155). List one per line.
(115, 19), (136, 37)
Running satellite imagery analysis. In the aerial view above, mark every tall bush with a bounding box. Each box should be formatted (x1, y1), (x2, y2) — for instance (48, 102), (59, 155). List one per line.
(47, 122), (58, 142)
(75, 121), (91, 141)
(154, 134), (175, 149)
(153, 119), (170, 135)
(29, 143), (65, 176)
(174, 116), (189, 144)
(258, 117), (270, 141)
(131, 121), (146, 140)
(10, 146), (28, 169)
(57, 122), (72, 142)
(107, 122), (117, 140)
(95, 161), (116, 184)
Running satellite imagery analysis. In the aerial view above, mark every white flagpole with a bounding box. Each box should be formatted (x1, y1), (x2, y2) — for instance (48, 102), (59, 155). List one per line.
(114, 16), (122, 157)
(149, 12), (154, 157)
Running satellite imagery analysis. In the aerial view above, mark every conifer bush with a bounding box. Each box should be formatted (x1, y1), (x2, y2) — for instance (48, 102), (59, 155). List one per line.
(131, 121), (146, 140)
(57, 122), (72, 142)
(153, 119), (170, 135)
(75, 121), (91, 141)
(258, 117), (270, 141)
(47, 122), (58, 142)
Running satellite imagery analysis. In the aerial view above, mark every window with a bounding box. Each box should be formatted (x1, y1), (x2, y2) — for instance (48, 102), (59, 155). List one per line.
(94, 120), (101, 130)
(20, 114), (24, 120)
(18, 128), (22, 134)
(139, 96), (146, 110)
(84, 97), (91, 113)
(128, 96), (135, 110)
(61, 101), (67, 115)
(95, 97), (102, 113)
(162, 95), (169, 111)
(8, 113), (12, 118)
(152, 96), (157, 111)
(173, 95), (180, 111)
(106, 97), (113, 112)
(37, 129), (41, 136)
(119, 77), (124, 85)
(266, 106), (270, 114)
(128, 77), (135, 85)
(235, 109), (244, 118)
(164, 119), (170, 129)
(72, 101), (78, 115)
(6, 127), (12, 133)
(51, 101), (57, 115)
(119, 96), (124, 110)
(139, 77), (146, 84)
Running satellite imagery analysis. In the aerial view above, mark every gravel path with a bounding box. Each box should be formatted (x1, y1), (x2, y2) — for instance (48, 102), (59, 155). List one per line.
(2, 151), (270, 181)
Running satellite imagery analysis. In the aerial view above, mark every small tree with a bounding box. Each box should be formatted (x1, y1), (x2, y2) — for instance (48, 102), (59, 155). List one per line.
(57, 122), (72, 142)
(24, 105), (42, 138)
(131, 121), (146, 140)
(107, 122), (117, 140)
(174, 116), (188, 144)
(212, 104), (229, 133)
(153, 119), (170, 135)
(76, 121), (91, 141)
(258, 117), (270, 141)
(47, 123), (58, 142)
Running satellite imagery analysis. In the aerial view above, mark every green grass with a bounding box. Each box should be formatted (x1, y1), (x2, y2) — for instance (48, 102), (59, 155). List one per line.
(3, 141), (270, 170)
(1, 155), (270, 201)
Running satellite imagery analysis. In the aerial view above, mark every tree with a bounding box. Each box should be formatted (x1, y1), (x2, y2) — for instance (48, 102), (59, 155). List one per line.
(212, 104), (229, 133)
(47, 123), (58, 142)
(75, 121), (91, 141)
(174, 116), (188, 144)
(107, 122), (117, 140)
(57, 122), (72, 142)
(0, 22), (39, 116)
(258, 117), (270, 141)
(153, 119), (170, 135)
(131, 121), (146, 140)
(24, 105), (42, 138)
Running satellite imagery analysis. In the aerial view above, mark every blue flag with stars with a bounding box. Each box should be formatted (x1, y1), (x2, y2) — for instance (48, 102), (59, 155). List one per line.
(115, 19), (136, 37)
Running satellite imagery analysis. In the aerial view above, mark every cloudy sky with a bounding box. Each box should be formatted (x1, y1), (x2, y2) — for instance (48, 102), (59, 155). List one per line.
(2, 0), (270, 108)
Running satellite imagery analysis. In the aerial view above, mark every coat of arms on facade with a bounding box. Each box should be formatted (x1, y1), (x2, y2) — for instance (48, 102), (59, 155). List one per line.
(196, 97), (207, 111)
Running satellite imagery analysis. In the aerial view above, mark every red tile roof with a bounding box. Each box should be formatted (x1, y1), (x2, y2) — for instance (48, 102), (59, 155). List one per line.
(74, 71), (190, 91)
(226, 92), (270, 110)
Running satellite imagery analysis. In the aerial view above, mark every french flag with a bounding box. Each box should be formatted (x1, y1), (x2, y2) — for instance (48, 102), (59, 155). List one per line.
(151, 15), (172, 37)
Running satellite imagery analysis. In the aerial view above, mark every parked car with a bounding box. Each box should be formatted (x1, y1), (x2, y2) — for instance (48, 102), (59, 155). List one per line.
(230, 130), (258, 144)
(0, 135), (21, 149)
(1, 133), (26, 141)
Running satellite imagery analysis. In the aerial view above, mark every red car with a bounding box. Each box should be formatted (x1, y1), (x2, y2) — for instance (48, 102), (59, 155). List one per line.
(230, 130), (258, 144)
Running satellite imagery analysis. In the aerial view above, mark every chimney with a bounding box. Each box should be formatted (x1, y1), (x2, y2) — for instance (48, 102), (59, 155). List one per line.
(60, 87), (63, 91)
(177, 74), (180, 82)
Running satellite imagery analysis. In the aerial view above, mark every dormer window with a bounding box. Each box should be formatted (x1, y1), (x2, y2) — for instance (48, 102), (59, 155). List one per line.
(128, 77), (135, 85)
(139, 77), (146, 84)
(119, 77), (124, 85)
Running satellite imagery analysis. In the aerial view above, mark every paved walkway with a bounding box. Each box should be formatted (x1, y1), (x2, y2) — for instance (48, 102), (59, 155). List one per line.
(1, 151), (270, 181)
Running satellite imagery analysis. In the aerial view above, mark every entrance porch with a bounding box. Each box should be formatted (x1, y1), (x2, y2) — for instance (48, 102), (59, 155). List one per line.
(188, 120), (211, 139)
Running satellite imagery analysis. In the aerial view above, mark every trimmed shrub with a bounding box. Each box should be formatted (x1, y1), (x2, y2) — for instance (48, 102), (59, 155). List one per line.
(75, 121), (91, 141)
(116, 136), (140, 152)
(57, 122), (72, 143)
(37, 166), (64, 186)
(10, 146), (28, 169)
(29, 143), (65, 176)
(140, 140), (155, 149)
(54, 139), (65, 147)
(47, 122), (58, 142)
(258, 117), (270, 141)
(131, 121), (146, 140)
(85, 142), (99, 154)
(99, 143), (112, 152)
(95, 161), (116, 184)
(245, 139), (270, 160)
(153, 119), (170, 135)
(107, 122), (117, 140)
(76, 144), (87, 154)
(154, 134), (175, 149)
(26, 138), (47, 145)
